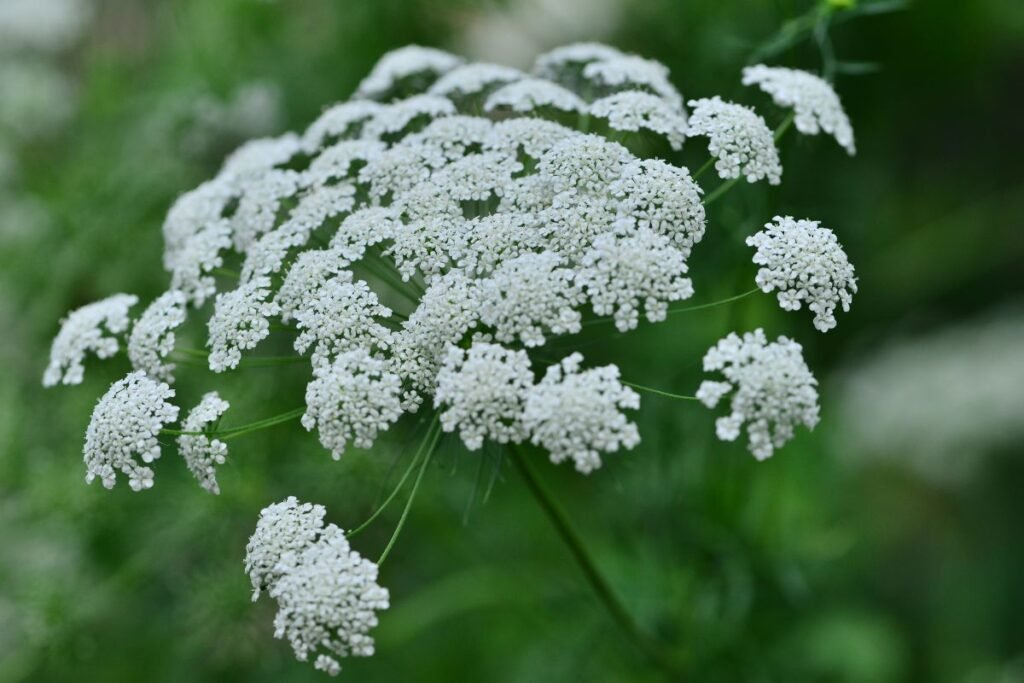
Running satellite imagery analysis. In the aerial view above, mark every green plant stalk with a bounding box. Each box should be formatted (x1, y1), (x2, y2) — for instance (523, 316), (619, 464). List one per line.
(378, 419), (442, 565)
(162, 406), (306, 440)
(509, 447), (686, 677)
(621, 380), (699, 402)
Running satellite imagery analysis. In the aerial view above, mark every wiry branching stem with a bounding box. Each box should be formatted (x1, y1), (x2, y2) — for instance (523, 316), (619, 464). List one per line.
(161, 406), (306, 440)
(378, 417), (443, 565)
(621, 381), (699, 402)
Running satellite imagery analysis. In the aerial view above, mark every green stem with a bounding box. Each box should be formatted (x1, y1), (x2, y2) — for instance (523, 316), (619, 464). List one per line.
(666, 287), (760, 316)
(162, 406), (305, 440)
(213, 267), (239, 280)
(509, 447), (685, 677)
(621, 380), (699, 402)
(692, 156), (715, 180)
(348, 419), (438, 538)
(378, 419), (442, 565)
(173, 348), (305, 367)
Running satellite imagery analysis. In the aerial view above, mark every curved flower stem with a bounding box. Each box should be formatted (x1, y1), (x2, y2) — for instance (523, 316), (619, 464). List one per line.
(378, 419), (443, 565)
(509, 447), (686, 677)
(213, 267), (239, 280)
(348, 417), (440, 538)
(621, 380), (699, 402)
(666, 287), (760, 316)
(173, 348), (306, 367)
(692, 156), (715, 180)
(702, 112), (796, 207)
(161, 406), (306, 440)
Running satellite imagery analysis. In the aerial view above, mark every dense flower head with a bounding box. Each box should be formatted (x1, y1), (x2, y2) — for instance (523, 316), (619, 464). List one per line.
(747, 216), (857, 332)
(434, 342), (534, 450)
(206, 276), (279, 372)
(427, 62), (525, 98)
(302, 348), (403, 459)
(128, 290), (187, 383)
(244, 496), (327, 599)
(687, 96), (782, 184)
(270, 524), (389, 676)
(83, 371), (179, 491)
(742, 64), (855, 154)
(355, 45), (463, 100)
(697, 329), (820, 460)
(522, 353), (640, 473)
(177, 391), (230, 494)
(589, 90), (688, 150)
(43, 293), (138, 387)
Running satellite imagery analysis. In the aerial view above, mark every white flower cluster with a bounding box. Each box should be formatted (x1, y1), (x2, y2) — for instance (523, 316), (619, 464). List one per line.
(245, 497), (389, 676)
(742, 64), (855, 154)
(687, 96), (782, 184)
(43, 293), (137, 387)
(523, 353), (641, 473)
(433, 344), (641, 472)
(83, 371), (179, 491)
(747, 216), (857, 332)
(177, 391), (230, 494)
(128, 289), (187, 382)
(697, 329), (819, 460)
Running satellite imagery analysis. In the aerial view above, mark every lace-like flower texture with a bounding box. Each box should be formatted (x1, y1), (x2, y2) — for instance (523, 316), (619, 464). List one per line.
(697, 329), (820, 460)
(245, 498), (388, 677)
(747, 216), (857, 332)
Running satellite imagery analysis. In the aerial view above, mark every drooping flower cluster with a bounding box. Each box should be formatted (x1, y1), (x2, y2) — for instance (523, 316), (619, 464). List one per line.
(83, 371), (179, 490)
(128, 289), (188, 382)
(177, 391), (230, 494)
(742, 64), (855, 154)
(697, 329), (820, 460)
(244, 497), (389, 676)
(43, 293), (138, 387)
(687, 96), (782, 184)
(747, 216), (857, 332)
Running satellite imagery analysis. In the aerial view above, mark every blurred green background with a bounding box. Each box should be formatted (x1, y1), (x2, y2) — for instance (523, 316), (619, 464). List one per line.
(1, 0), (1022, 681)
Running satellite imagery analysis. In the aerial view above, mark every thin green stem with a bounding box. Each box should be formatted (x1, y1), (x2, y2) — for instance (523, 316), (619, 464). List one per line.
(172, 348), (305, 367)
(378, 419), (442, 565)
(621, 380), (699, 402)
(692, 156), (715, 180)
(213, 267), (239, 280)
(348, 419), (438, 538)
(161, 406), (305, 440)
(666, 287), (760, 316)
(510, 447), (685, 677)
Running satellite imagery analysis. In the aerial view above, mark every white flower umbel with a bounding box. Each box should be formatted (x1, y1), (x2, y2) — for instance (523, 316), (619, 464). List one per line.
(292, 274), (393, 367)
(207, 277), (280, 372)
(302, 348), (403, 460)
(270, 524), (389, 676)
(355, 45), (463, 100)
(83, 371), (179, 491)
(479, 252), (584, 347)
(43, 293), (138, 387)
(578, 225), (694, 332)
(427, 62), (525, 98)
(389, 270), (480, 407)
(361, 95), (457, 140)
(177, 392), (230, 494)
(128, 290), (188, 383)
(742, 64), (855, 154)
(687, 96), (782, 184)
(484, 78), (586, 114)
(532, 42), (626, 81)
(697, 329), (820, 460)
(275, 248), (352, 323)
(301, 100), (382, 151)
(522, 353), (640, 473)
(581, 55), (683, 109)
(434, 342), (534, 450)
(590, 91), (688, 150)
(610, 159), (706, 258)
(485, 117), (579, 161)
(746, 216), (857, 332)
(244, 496), (327, 599)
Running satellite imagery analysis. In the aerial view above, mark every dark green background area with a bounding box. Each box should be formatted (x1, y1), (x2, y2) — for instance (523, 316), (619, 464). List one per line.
(1, 1), (1022, 681)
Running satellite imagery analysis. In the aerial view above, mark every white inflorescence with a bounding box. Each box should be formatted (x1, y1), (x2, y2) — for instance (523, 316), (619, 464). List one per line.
(245, 498), (388, 676)
(697, 329), (820, 460)
(177, 391), (230, 494)
(292, 274), (393, 368)
(244, 496), (328, 599)
(746, 216), (857, 333)
(207, 276), (280, 372)
(434, 342), (534, 450)
(522, 353), (640, 473)
(83, 371), (179, 491)
(578, 225), (694, 332)
(687, 96), (782, 184)
(742, 64), (855, 154)
(354, 45), (463, 100)
(43, 293), (138, 387)
(128, 290), (187, 383)
(270, 524), (389, 676)
(590, 91), (688, 150)
(484, 78), (587, 113)
(302, 348), (403, 460)
(427, 62), (525, 98)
